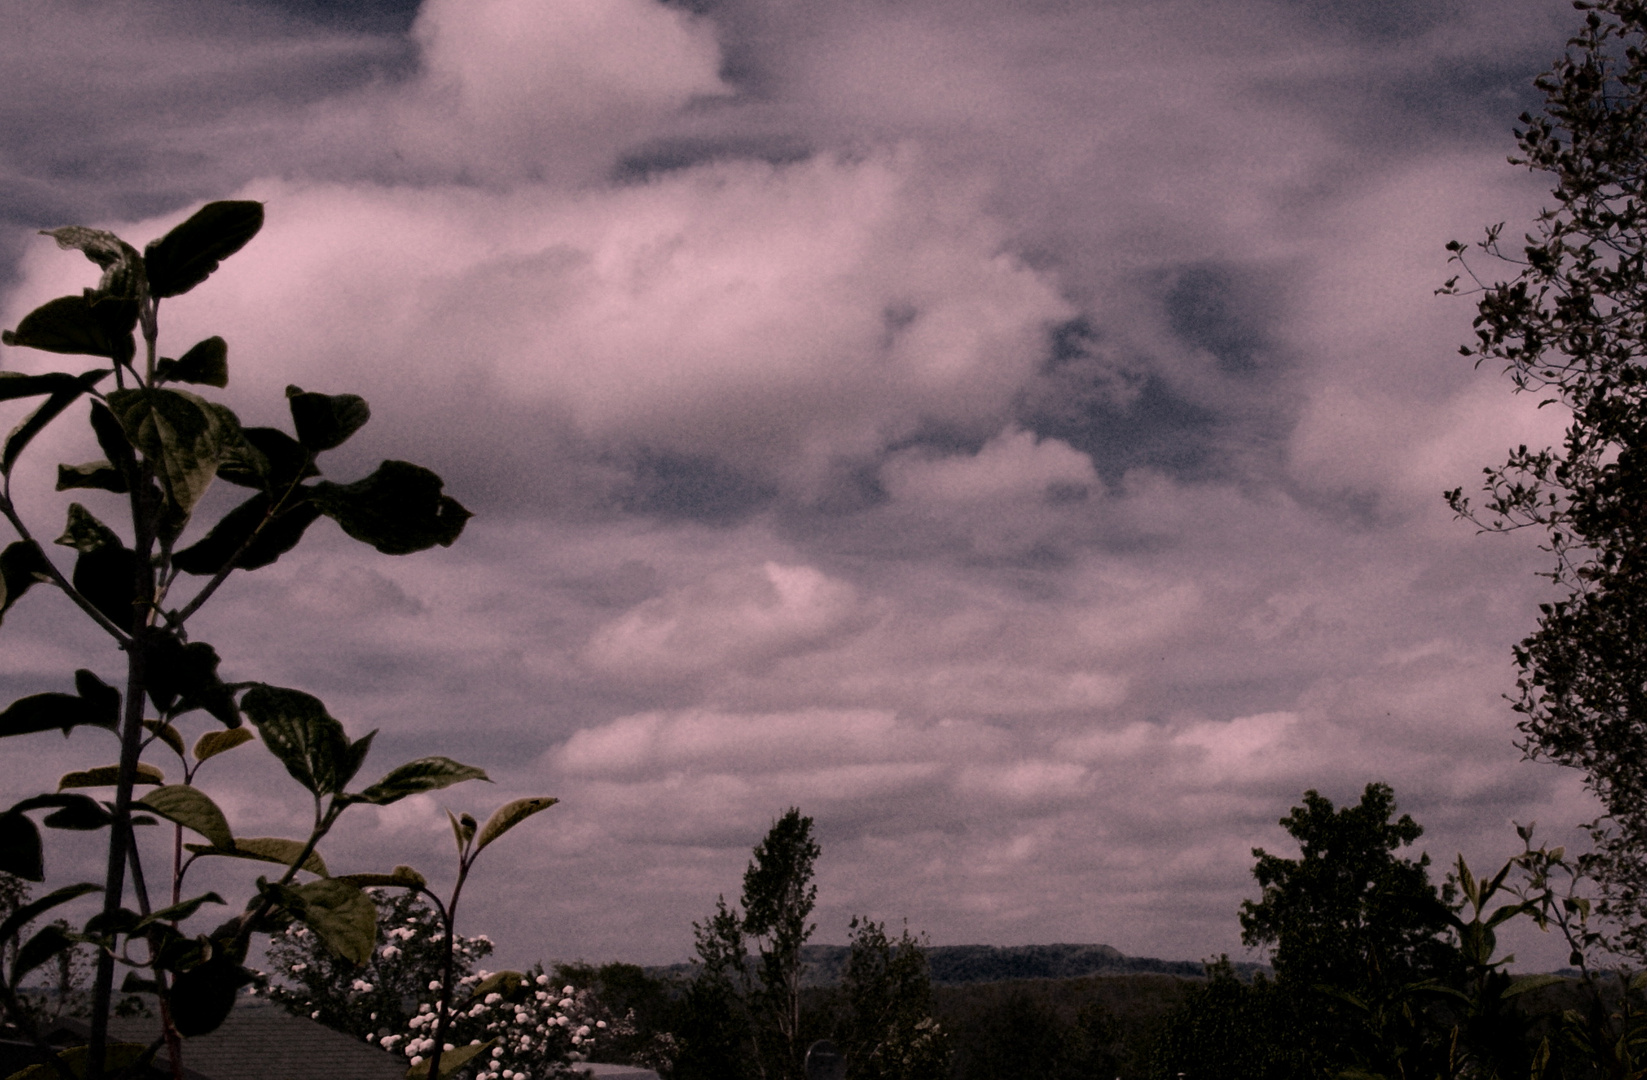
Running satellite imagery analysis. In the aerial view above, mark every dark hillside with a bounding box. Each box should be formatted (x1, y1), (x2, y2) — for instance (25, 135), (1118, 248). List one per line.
(647, 943), (1263, 986)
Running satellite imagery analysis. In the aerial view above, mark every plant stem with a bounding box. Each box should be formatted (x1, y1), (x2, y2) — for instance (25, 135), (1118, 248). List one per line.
(426, 858), (473, 1080)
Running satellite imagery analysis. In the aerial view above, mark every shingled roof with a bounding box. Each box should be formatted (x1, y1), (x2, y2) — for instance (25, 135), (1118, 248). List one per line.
(29, 999), (661, 1080)
(76, 997), (406, 1080)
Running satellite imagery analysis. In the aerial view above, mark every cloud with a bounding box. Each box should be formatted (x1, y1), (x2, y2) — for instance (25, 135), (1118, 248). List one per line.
(0, 0), (1612, 972)
(392, 0), (729, 182)
(581, 562), (877, 680)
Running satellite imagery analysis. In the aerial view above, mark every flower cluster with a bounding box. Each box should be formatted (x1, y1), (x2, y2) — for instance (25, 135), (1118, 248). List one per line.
(380, 969), (636, 1080)
(255, 889), (494, 1042)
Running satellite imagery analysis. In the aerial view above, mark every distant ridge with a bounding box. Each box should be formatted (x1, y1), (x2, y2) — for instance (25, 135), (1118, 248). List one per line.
(647, 943), (1267, 986)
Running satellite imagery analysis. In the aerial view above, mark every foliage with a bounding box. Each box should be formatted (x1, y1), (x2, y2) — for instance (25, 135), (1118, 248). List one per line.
(0, 201), (553, 1080)
(683, 809), (819, 1080)
(1240, 783), (1459, 998)
(1147, 959), (1324, 1080)
(677, 894), (756, 1080)
(550, 961), (683, 1073)
(1441, 0), (1647, 962)
(259, 888), (495, 1041)
(838, 918), (949, 1080)
(383, 969), (634, 1080)
(743, 808), (821, 1080)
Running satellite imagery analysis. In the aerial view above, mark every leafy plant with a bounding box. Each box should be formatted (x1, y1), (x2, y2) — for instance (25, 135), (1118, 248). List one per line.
(682, 809), (819, 1080)
(839, 918), (949, 1080)
(0, 201), (550, 1080)
(1441, 0), (1647, 965)
(260, 888), (495, 1042)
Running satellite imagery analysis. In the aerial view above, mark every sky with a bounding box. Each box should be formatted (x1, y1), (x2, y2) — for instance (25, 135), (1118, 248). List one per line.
(0, 0), (1611, 972)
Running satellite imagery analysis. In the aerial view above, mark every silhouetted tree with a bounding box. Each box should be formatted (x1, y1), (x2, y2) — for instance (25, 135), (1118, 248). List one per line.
(1444, 0), (1647, 961)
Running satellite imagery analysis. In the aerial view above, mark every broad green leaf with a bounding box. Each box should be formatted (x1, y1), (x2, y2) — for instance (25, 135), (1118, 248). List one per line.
(243, 685), (340, 794)
(144, 719), (187, 759)
(1, 294), (135, 361)
(105, 387), (240, 520)
(1502, 973), (1571, 998)
(71, 545), (139, 632)
(0, 811), (43, 880)
(183, 836), (326, 876)
(42, 226), (144, 303)
(406, 1038), (498, 1080)
(135, 890), (225, 929)
(194, 727), (254, 762)
(59, 762), (164, 789)
(4, 1043), (150, 1080)
(88, 399), (136, 487)
(169, 953), (253, 1036)
(0, 371), (88, 401)
(138, 785), (233, 848)
(12, 923), (80, 986)
(82, 907), (141, 937)
(0, 670), (120, 738)
(467, 970), (525, 1003)
(474, 797), (557, 854)
(353, 757), (491, 806)
(145, 637), (238, 727)
(145, 200), (264, 299)
(171, 493), (320, 576)
(0, 540), (54, 626)
(0, 881), (100, 946)
(310, 460), (471, 555)
(74, 668), (121, 721)
(336, 865), (427, 889)
(2, 368), (109, 476)
(286, 386), (370, 452)
(10, 792), (114, 831)
(242, 684), (363, 796)
(156, 335), (228, 387)
(217, 426), (316, 491)
(54, 503), (121, 553)
(55, 459), (128, 494)
(293, 878), (375, 965)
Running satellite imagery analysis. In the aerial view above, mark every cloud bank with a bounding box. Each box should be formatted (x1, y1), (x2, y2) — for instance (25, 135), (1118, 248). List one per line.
(0, 0), (1601, 968)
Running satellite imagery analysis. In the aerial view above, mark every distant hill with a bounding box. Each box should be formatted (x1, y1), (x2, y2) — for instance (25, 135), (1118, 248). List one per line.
(647, 943), (1267, 986)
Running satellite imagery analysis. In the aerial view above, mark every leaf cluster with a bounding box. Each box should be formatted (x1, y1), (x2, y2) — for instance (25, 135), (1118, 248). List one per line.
(0, 199), (542, 1080)
(1444, 0), (1647, 963)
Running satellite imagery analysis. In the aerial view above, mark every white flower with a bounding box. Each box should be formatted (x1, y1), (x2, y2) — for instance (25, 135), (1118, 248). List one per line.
(410, 1057), (423, 1067)
(311, 1011), (320, 1019)
(366, 1035), (376, 1043)
(352, 980), (374, 993)
(536, 975), (550, 986)
(576, 1026), (590, 1038)
(430, 981), (442, 991)
(492, 1049), (504, 1058)
(485, 993), (503, 1005)
(382, 945), (402, 959)
(562, 985), (575, 995)
(559, 998), (574, 1009)
(596, 1021), (606, 1029)
(444, 1043), (455, 1053)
